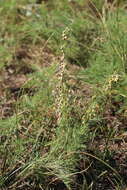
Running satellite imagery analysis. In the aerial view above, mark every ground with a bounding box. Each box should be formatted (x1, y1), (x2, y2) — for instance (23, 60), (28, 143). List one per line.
(0, 0), (127, 189)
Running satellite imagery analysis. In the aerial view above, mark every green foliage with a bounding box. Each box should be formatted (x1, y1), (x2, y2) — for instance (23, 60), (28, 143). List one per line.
(1, 0), (127, 189)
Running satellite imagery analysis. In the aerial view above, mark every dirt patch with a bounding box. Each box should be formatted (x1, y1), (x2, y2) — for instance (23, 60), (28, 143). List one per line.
(15, 44), (57, 68)
(0, 42), (57, 119)
(0, 39), (78, 124)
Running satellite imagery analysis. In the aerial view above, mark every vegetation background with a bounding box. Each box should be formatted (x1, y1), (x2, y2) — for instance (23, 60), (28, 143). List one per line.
(0, 0), (127, 189)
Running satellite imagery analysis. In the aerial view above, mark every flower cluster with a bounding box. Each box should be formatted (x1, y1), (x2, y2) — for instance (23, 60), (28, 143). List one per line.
(54, 27), (70, 125)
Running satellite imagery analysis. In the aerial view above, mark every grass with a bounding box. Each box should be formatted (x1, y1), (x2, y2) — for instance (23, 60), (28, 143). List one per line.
(0, 0), (127, 189)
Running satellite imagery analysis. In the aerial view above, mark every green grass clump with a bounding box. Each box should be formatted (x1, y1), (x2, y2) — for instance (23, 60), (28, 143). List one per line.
(1, 0), (127, 189)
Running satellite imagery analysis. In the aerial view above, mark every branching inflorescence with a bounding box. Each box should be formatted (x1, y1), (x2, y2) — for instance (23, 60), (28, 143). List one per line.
(54, 27), (70, 125)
